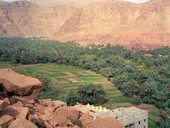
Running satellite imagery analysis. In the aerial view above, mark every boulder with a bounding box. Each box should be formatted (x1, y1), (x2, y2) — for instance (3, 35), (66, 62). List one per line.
(0, 68), (42, 99)
(9, 96), (39, 106)
(0, 115), (14, 127)
(9, 101), (23, 107)
(55, 106), (80, 119)
(44, 121), (53, 128)
(79, 112), (93, 126)
(49, 114), (70, 127)
(35, 104), (47, 114)
(72, 125), (80, 128)
(0, 106), (29, 119)
(88, 117), (123, 128)
(38, 106), (53, 121)
(28, 114), (46, 128)
(0, 98), (10, 110)
(39, 99), (53, 107)
(9, 118), (38, 128)
(52, 100), (67, 109)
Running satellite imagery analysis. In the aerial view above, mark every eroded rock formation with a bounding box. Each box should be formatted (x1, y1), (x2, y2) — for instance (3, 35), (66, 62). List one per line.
(0, 68), (42, 99)
(0, 0), (170, 49)
(0, 97), (123, 128)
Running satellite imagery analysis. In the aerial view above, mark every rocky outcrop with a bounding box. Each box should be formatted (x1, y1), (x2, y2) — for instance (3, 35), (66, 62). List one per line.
(0, 1), (76, 37)
(0, 97), (123, 128)
(1, 0), (169, 49)
(9, 118), (38, 128)
(57, 0), (170, 49)
(0, 68), (42, 99)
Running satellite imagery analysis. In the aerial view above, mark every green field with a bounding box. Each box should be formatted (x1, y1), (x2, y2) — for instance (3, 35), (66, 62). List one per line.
(0, 61), (131, 106)
(0, 61), (159, 128)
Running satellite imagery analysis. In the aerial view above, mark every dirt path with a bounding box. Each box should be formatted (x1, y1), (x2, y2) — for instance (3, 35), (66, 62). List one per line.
(136, 103), (157, 112)
(64, 72), (76, 77)
(68, 78), (78, 82)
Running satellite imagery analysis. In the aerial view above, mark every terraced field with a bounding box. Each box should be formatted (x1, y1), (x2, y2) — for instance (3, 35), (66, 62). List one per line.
(0, 61), (159, 128)
(0, 61), (131, 108)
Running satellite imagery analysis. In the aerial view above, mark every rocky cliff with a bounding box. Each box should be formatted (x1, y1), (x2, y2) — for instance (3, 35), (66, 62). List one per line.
(0, 1), (76, 37)
(0, 0), (170, 49)
(57, 0), (170, 49)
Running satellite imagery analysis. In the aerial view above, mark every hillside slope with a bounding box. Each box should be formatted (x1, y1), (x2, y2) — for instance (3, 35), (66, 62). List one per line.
(57, 0), (170, 49)
(0, 0), (170, 49)
(0, 1), (76, 37)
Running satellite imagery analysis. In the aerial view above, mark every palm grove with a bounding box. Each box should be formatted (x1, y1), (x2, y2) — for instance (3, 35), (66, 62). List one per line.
(0, 37), (170, 127)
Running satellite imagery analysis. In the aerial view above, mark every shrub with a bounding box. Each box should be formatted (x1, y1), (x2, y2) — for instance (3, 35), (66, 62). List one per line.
(66, 84), (107, 106)
(66, 91), (79, 106)
(131, 95), (142, 105)
(36, 75), (62, 100)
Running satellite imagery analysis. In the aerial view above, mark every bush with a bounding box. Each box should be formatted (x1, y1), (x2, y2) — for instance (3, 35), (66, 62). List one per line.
(66, 84), (107, 106)
(131, 95), (142, 105)
(36, 75), (62, 100)
(66, 91), (79, 106)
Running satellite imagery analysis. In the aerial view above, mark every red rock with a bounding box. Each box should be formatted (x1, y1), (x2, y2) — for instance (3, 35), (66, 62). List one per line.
(80, 112), (93, 126)
(9, 101), (23, 107)
(35, 104), (46, 114)
(28, 114), (45, 128)
(38, 107), (53, 121)
(72, 125), (80, 128)
(55, 106), (80, 119)
(39, 99), (53, 107)
(0, 69), (42, 99)
(0, 98), (10, 110)
(24, 103), (34, 108)
(9, 118), (38, 128)
(0, 115), (14, 127)
(44, 121), (53, 128)
(88, 117), (123, 128)
(49, 114), (70, 127)
(0, 106), (28, 119)
(52, 100), (67, 108)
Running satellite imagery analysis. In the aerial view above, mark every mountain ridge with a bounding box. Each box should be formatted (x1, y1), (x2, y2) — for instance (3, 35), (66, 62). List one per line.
(0, 0), (170, 49)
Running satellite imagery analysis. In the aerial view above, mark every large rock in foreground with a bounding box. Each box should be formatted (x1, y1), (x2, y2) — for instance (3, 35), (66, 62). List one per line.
(9, 118), (38, 128)
(0, 97), (123, 128)
(0, 68), (42, 99)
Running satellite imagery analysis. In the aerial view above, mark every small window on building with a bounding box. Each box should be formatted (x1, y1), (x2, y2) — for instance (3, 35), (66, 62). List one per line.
(138, 121), (141, 125)
(116, 116), (117, 119)
(144, 126), (146, 128)
(144, 119), (146, 122)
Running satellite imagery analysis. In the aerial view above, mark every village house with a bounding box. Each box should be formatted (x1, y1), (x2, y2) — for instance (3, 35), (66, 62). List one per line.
(73, 103), (148, 128)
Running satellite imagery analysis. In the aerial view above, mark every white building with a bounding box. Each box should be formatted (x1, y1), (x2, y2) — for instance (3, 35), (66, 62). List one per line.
(93, 107), (148, 128)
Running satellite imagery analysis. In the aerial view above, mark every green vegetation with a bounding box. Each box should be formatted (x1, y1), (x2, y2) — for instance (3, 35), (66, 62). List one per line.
(0, 62), (130, 106)
(66, 84), (107, 105)
(36, 75), (62, 100)
(0, 37), (170, 128)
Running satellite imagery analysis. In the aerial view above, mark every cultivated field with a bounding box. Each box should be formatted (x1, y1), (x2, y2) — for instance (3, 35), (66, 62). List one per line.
(0, 61), (159, 128)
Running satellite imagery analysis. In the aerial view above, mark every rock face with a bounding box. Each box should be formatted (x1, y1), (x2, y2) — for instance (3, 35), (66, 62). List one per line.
(9, 118), (38, 128)
(57, 0), (170, 49)
(0, 97), (123, 128)
(0, 1), (76, 37)
(0, 68), (42, 99)
(0, 0), (170, 49)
